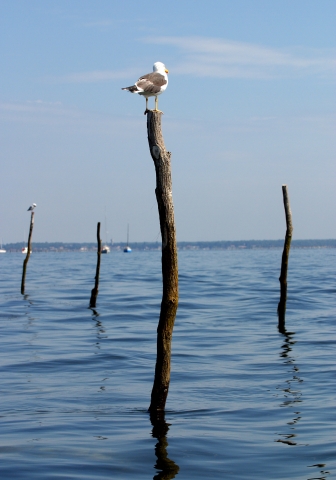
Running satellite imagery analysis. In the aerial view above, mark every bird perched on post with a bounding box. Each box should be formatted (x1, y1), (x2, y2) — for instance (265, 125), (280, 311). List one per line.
(27, 203), (36, 211)
(122, 62), (169, 114)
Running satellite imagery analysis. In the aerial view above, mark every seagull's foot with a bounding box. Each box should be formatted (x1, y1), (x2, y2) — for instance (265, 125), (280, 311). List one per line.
(144, 108), (164, 115)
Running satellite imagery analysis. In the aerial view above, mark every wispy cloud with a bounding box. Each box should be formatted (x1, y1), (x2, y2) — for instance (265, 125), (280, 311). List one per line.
(47, 36), (335, 85)
(0, 100), (78, 117)
(144, 36), (336, 79)
(54, 68), (140, 83)
(0, 101), (143, 132)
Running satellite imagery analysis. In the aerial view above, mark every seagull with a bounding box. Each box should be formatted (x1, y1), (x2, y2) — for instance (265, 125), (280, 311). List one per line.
(122, 62), (169, 114)
(27, 203), (37, 211)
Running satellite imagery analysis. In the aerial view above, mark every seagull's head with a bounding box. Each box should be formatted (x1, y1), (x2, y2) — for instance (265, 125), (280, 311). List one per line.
(33, 203), (37, 207)
(153, 62), (169, 74)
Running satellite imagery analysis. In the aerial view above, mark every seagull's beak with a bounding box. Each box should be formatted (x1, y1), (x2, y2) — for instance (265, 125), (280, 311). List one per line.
(165, 69), (169, 74)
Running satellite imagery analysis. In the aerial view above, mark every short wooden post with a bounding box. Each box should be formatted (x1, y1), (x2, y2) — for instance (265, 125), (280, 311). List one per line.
(147, 111), (179, 413)
(21, 211), (34, 294)
(278, 185), (293, 329)
(89, 222), (102, 308)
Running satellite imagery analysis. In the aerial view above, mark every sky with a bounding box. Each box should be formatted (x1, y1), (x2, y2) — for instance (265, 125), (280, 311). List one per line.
(1, 0), (335, 243)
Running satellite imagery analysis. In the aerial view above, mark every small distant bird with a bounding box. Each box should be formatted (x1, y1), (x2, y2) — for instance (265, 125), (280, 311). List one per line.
(27, 203), (36, 211)
(122, 62), (169, 114)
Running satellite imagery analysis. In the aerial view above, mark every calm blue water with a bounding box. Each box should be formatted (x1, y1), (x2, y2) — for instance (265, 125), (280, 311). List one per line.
(0, 249), (335, 479)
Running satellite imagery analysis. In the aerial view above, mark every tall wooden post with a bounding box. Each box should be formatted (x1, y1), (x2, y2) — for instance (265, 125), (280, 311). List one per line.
(147, 111), (179, 413)
(21, 211), (34, 295)
(278, 185), (293, 329)
(89, 222), (102, 308)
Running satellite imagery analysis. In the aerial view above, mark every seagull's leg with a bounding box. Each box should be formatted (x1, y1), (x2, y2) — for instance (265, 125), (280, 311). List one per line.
(144, 97), (149, 115)
(154, 96), (163, 114)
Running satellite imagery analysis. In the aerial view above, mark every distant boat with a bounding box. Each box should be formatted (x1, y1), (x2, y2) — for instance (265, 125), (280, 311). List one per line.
(101, 207), (111, 254)
(22, 231), (29, 254)
(123, 224), (132, 253)
(0, 241), (6, 253)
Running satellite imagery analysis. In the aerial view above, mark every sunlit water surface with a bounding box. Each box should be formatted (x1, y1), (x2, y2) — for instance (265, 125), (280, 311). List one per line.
(0, 249), (335, 479)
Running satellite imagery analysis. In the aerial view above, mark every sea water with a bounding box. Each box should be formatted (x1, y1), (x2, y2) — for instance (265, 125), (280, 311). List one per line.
(0, 248), (335, 479)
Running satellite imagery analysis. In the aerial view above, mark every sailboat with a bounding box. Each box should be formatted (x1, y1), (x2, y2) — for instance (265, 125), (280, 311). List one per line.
(101, 245), (110, 254)
(22, 231), (28, 253)
(101, 208), (110, 254)
(0, 239), (6, 253)
(123, 224), (132, 253)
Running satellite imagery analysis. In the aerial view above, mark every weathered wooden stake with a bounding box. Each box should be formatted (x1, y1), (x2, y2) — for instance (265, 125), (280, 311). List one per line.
(21, 211), (34, 295)
(278, 185), (293, 329)
(89, 222), (102, 308)
(147, 111), (179, 413)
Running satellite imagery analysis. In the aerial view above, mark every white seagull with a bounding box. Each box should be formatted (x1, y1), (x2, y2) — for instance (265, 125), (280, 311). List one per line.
(122, 62), (169, 114)
(27, 203), (37, 211)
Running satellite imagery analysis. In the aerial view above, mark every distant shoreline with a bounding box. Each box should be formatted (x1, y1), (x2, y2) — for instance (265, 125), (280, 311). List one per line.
(3, 239), (335, 252)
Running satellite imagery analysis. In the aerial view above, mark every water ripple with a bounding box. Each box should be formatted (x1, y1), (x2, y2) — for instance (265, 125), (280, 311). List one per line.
(0, 249), (334, 479)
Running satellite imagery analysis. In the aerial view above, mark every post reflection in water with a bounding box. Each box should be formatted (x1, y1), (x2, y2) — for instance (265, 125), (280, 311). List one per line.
(275, 328), (303, 447)
(276, 327), (331, 479)
(22, 293), (32, 311)
(307, 463), (331, 480)
(150, 412), (179, 480)
(90, 309), (110, 396)
(23, 294), (35, 328)
(90, 308), (107, 350)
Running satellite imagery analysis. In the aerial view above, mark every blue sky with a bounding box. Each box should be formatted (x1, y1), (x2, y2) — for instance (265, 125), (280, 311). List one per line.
(1, 0), (335, 243)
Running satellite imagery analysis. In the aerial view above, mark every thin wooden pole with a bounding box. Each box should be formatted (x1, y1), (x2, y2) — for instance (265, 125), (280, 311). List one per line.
(89, 222), (102, 308)
(278, 185), (293, 330)
(21, 211), (34, 295)
(147, 111), (179, 413)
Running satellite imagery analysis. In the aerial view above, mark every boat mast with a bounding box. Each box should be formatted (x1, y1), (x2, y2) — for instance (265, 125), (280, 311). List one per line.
(104, 206), (108, 245)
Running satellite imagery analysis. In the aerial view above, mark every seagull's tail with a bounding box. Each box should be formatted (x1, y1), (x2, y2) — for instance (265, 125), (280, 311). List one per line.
(122, 85), (139, 93)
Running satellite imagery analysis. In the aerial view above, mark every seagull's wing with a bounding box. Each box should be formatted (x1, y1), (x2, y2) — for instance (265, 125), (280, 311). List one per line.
(135, 73), (167, 94)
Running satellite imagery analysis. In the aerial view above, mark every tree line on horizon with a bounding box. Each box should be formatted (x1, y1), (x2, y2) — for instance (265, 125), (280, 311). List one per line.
(3, 238), (335, 252)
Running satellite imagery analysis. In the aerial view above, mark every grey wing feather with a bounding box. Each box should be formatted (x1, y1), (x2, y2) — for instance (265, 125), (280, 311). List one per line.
(122, 85), (139, 92)
(136, 72), (167, 94)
